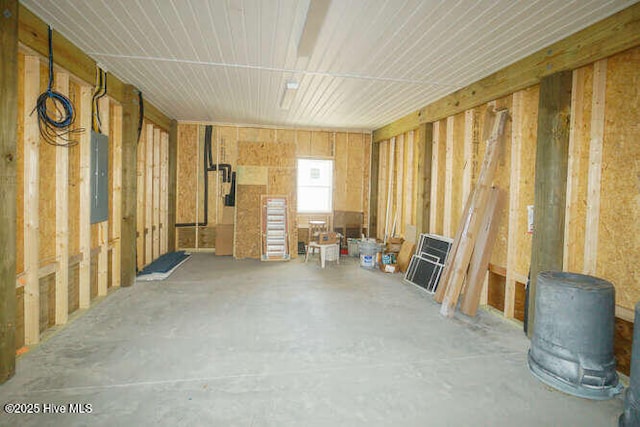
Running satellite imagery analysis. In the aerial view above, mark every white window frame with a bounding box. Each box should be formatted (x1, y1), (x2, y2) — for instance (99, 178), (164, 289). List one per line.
(297, 158), (333, 213)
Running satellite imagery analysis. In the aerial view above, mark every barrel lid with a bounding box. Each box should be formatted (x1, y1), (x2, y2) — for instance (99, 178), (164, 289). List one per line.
(538, 271), (613, 290)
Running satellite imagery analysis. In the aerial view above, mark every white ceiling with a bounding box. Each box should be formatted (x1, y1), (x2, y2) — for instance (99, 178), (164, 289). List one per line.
(21, 0), (637, 131)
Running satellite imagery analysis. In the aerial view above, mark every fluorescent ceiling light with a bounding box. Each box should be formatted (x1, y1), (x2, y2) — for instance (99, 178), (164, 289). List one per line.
(280, 80), (299, 110)
(297, 0), (331, 57)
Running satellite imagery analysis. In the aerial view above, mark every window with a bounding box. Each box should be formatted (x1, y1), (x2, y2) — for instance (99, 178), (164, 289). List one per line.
(297, 158), (333, 213)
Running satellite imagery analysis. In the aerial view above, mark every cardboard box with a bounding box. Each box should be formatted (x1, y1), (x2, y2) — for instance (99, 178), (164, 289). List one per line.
(379, 263), (397, 273)
(318, 232), (338, 245)
(215, 224), (234, 256)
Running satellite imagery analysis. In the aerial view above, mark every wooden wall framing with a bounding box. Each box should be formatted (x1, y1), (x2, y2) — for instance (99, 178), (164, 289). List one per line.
(175, 124), (372, 257)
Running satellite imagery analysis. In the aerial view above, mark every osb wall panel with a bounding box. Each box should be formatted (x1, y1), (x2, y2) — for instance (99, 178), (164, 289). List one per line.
(198, 226), (216, 249)
(334, 133), (349, 210)
(311, 131), (333, 158)
(216, 126), (238, 225)
(39, 273), (55, 332)
(564, 66), (594, 273)
(235, 185), (265, 259)
(489, 95), (513, 268)
(598, 47), (640, 310)
(177, 227), (196, 249)
(237, 140), (296, 168)
(68, 263), (80, 314)
(176, 124), (198, 223)
(514, 87), (540, 277)
(16, 53), (24, 274)
(296, 130), (312, 156)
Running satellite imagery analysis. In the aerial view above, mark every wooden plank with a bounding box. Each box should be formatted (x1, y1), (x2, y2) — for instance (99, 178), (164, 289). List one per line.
(120, 85), (140, 287)
(527, 71), (572, 337)
(462, 110), (474, 206)
(372, 111), (420, 143)
(144, 124), (154, 264)
(152, 128), (161, 259)
(459, 187), (505, 317)
(160, 131), (169, 255)
(135, 121), (146, 270)
(1, 0), (18, 382)
(78, 85), (92, 305)
(395, 134), (404, 236)
(563, 68), (588, 272)
(54, 71), (69, 323)
(440, 110), (509, 317)
(23, 55), (40, 344)
(372, 2), (640, 141)
(429, 121), (441, 234)
(414, 123), (432, 234)
(384, 138), (395, 239)
(403, 131), (415, 232)
(110, 104), (122, 287)
(397, 241), (416, 273)
(167, 120), (178, 252)
(583, 59), (607, 275)
(375, 141), (387, 238)
(504, 91), (524, 319)
(443, 116), (454, 237)
(97, 97), (109, 297)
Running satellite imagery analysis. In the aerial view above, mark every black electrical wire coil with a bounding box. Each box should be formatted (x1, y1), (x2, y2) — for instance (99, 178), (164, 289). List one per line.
(33, 26), (82, 147)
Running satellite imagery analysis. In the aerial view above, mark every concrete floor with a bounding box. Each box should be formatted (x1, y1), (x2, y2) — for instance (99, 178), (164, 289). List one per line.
(0, 253), (625, 426)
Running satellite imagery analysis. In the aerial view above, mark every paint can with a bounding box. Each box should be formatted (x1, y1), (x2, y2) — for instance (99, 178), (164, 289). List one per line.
(358, 241), (380, 268)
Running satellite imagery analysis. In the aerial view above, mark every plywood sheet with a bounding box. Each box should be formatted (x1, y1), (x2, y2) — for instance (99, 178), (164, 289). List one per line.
(177, 227), (196, 249)
(310, 131), (333, 158)
(598, 47), (640, 310)
(39, 100), (57, 264)
(235, 185), (265, 259)
(296, 130), (312, 156)
(333, 133), (348, 211)
(68, 263), (79, 314)
(239, 127), (275, 143)
(276, 128), (296, 145)
(489, 95), (513, 268)
(238, 141), (296, 168)
(198, 226), (216, 249)
(347, 133), (365, 213)
(237, 165), (268, 185)
(176, 124), (198, 223)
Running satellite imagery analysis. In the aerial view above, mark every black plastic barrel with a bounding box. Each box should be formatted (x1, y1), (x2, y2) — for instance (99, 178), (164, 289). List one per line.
(620, 302), (640, 426)
(528, 271), (622, 400)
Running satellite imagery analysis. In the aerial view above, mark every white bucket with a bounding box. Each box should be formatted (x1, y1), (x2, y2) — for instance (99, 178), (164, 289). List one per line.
(358, 241), (380, 268)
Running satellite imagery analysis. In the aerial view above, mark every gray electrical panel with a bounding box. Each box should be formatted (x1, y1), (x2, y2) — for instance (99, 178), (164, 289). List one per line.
(90, 131), (109, 224)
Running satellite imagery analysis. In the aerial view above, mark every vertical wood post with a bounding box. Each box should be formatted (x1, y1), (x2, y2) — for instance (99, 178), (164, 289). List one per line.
(443, 116), (455, 237)
(144, 124), (154, 264)
(120, 85), (140, 287)
(152, 128), (161, 259)
(527, 71), (572, 337)
(23, 55), (40, 344)
(414, 123), (432, 234)
(78, 85), (92, 308)
(167, 120), (178, 251)
(429, 121), (442, 234)
(0, 0), (18, 383)
(160, 131), (168, 255)
(111, 104), (122, 287)
(54, 71), (69, 323)
(369, 142), (380, 238)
